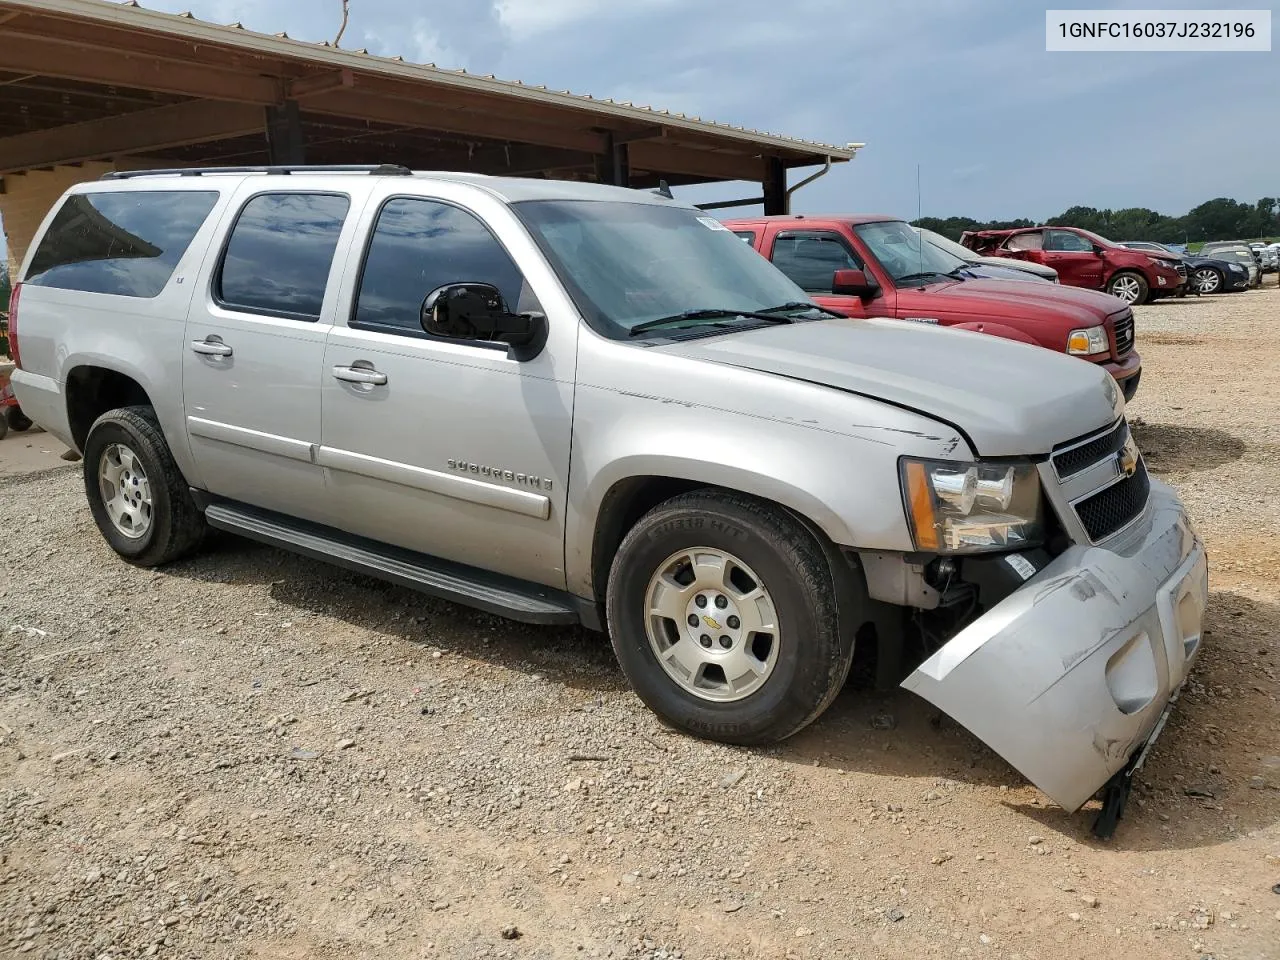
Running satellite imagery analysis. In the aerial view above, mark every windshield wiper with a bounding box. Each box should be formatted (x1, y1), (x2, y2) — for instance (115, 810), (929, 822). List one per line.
(628, 308), (795, 337)
(895, 271), (953, 284)
(757, 300), (845, 319)
(946, 265), (978, 279)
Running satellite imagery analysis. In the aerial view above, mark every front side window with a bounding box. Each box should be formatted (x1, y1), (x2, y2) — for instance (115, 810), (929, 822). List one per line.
(515, 200), (810, 338)
(1045, 229), (1094, 253)
(770, 232), (862, 293)
(25, 190), (219, 298)
(1005, 231), (1044, 252)
(353, 198), (528, 335)
(217, 193), (350, 320)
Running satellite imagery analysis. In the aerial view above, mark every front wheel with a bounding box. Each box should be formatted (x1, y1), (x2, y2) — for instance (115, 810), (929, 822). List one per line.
(83, 406), (206, 567)
(606, 490), (856, 745)
(1192, 267), (1222, 295)
(1107, 271), (1149, 305)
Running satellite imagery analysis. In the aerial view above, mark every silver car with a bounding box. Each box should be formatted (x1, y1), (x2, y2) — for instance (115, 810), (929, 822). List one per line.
(11, 167), (1207, 826)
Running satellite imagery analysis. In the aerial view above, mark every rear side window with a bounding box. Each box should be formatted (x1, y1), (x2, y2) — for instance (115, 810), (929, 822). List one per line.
(732, 230), (758, 244)
(25, 190), (219, 298)
(216, 193), (350, 321)
(353, 198), (526, 334)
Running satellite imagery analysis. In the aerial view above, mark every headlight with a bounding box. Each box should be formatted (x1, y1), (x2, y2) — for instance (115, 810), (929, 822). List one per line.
(1066, 325), (1108, 356)
(900, 458), (1044, 554)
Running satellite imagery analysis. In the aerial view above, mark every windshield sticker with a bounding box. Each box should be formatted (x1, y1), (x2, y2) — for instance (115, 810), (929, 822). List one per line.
(1005, 553), (1037, 581)
(697, 216), (731, 231)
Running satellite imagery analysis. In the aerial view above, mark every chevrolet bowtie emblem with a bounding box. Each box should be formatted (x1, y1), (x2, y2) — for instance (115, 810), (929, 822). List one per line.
(702, 615), (722, 631)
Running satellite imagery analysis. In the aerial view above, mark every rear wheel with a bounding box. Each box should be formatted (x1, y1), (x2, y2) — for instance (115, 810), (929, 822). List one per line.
(1192, 267), (1222, 295)
(1107, 271), (1149, 305)
(606, 490), (856, 745)
(83, 406), (205, 567)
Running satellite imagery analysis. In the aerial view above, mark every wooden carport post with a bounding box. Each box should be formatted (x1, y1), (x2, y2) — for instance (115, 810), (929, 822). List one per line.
(762, 156), (788, 215)
(265, 100), (306, 165)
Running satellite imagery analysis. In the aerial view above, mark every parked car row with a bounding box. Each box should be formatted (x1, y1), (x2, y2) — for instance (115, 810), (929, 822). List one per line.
(726, 215), (1141, 400)
(1249, 241), (1278, 273)
(1119, 241), (1254, 294)
(9, 167), (1207, 832)
(959, 226), (1185, 305)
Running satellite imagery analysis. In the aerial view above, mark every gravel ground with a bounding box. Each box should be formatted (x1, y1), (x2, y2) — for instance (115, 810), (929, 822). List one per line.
(2, 286), (1279, 960)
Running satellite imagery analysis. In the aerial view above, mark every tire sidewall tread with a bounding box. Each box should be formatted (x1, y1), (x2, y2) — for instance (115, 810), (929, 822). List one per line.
(606, 490), (855, 746)
(82, 405), (204, 567)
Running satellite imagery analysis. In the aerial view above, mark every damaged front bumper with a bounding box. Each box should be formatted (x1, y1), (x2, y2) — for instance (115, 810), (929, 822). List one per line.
(902, 481), (1208, 813)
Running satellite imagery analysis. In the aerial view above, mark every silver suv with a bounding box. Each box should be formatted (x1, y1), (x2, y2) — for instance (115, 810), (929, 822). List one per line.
(10, 166), (1207, 825)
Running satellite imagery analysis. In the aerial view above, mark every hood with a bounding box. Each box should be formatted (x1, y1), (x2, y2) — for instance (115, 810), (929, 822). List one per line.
(659, 319), (1123, 456)
(907, 277), (1126, 324)
(972, 255), (1057, 278)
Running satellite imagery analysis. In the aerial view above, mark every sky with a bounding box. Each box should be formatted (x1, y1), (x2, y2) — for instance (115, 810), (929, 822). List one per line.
(2, 0), (1278, 261)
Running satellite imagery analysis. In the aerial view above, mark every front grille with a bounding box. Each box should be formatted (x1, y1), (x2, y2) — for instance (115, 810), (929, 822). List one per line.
(1113, 311), (1135, 357)
(1175, 263), (1188, 281)
(1052, 420), (1128, 479)
(1075, 461), (1151, 541)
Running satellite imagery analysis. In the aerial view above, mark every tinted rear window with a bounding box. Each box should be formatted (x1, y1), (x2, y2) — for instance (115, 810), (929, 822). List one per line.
(25, 191), (219, 298)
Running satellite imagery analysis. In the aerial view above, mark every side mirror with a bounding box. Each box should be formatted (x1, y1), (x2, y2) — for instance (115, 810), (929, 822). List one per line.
(1092, 244), (1106, 256)
(421, 283), (547, 359)
(832, 268), (878, 297)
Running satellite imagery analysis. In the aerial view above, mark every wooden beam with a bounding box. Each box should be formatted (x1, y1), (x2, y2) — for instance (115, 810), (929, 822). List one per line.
(0, 99), (265, 173)
(0, 32), (280, 104)
(420, 144), (595, 176)
(607, 125), (665, 145)
(303, 89), (608, 154)
(628, 140), (764, 183)
(288, 68), (354, 100)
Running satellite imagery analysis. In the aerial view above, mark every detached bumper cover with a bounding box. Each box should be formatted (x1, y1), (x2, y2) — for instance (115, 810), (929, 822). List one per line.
(903, 483), (1207, 812)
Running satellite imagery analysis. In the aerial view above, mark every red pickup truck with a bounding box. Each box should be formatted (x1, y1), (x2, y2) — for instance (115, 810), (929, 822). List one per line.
(725, 215), (1143, 400)
(960, 226), (1185, 305)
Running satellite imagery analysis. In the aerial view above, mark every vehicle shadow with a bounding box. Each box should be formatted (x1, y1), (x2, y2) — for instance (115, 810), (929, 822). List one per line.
(1006, 589), (1280, 852)
(165, 535), (1280, 851)
(1130, 420), (1247, 475)
(165, 531), (628, 695)
(774, 588), (1280, 852)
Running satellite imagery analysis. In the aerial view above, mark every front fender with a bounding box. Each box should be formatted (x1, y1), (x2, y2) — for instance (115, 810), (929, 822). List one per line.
(563, 336), (971, 599)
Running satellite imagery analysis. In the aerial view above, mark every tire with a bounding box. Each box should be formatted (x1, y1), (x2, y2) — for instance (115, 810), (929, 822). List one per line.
(606, 490), (856, 746)
(1191, 267), (1222, 295)
(1106, 271), (1149, 305)
(0, 415), (8, 442)
(82, 405), (205, 567)
(5, 405), (32, 432)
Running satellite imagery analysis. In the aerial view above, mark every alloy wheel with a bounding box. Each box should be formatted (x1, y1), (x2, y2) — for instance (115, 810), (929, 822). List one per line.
(643, 547), (780, 702)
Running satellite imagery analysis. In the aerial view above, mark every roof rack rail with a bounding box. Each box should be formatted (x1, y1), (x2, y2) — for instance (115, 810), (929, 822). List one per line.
(101, 164), (414, 181)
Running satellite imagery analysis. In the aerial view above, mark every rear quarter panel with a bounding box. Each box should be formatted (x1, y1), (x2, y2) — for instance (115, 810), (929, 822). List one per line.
(15, 181), (235, 479)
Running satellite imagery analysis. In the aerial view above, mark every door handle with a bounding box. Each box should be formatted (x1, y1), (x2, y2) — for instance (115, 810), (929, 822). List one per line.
(332, 365), (388, 386)
(190, 339), (233, 358)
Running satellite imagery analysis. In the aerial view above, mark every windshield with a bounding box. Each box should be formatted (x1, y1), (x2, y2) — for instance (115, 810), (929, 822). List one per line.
(855, 220), (967, 283)
(1210, 248), (1253, 263)
(917, 227), (979, 262)
(514, 200), (812, 338)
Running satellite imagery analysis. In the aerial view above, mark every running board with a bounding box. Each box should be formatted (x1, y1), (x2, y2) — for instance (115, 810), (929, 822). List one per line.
(203, 502), (580, 625)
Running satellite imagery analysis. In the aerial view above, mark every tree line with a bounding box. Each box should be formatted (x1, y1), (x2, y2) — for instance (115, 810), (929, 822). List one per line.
(914, 196), (1280, 244)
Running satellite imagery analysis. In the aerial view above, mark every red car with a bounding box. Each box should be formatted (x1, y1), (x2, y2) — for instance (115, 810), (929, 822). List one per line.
(960, 226), (1185, 306)
(725, 214), (1142, 400)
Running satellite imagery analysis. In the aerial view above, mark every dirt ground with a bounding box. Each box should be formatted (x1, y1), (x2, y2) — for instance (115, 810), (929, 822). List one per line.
(1, 286), (1279, 960)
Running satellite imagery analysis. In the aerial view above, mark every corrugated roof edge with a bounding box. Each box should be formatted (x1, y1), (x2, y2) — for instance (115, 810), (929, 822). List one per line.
(4, 0), (863, 161)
